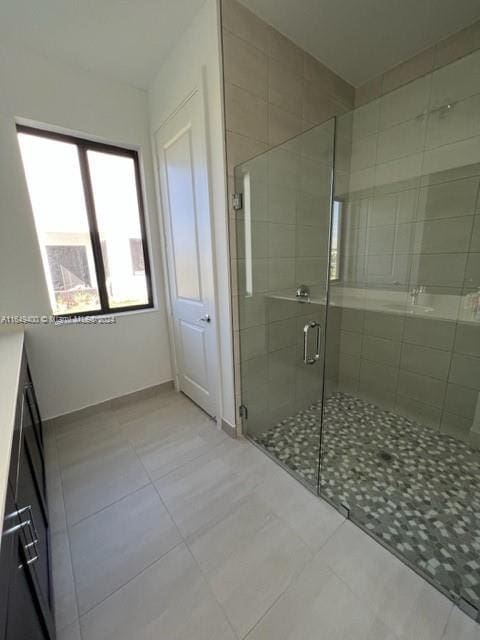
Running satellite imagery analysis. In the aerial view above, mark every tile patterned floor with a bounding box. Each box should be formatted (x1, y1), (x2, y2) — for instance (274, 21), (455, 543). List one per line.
(45, 388), (479, 639)
(255, 391), (480, 619)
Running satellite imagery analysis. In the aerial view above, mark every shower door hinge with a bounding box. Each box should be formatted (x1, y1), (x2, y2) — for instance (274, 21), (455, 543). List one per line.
(232, 192), (243, 211)
(238, 404), (248, 419)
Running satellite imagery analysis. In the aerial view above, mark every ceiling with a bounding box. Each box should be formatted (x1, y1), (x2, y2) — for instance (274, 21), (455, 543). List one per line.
(241, 0), (480, 86)
(0, 0), (479, 90)
(0, 0), (206, 89)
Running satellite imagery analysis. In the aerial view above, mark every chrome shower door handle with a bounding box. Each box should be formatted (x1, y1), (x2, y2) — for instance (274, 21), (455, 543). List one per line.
(303, 321), (321, 365)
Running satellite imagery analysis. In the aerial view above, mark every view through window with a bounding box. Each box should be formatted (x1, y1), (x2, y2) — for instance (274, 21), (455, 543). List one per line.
(17, 126), (153, 316)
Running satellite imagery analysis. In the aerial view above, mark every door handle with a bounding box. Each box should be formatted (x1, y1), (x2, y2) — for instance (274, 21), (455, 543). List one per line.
(198, 314), (211, 323)
(303, 321), (321, 365)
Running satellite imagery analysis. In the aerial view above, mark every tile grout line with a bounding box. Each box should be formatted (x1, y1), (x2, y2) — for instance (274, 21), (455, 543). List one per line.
(76, 539), (186, 623)
(50, 421), (83, 639)
(118, 405), (241, 637)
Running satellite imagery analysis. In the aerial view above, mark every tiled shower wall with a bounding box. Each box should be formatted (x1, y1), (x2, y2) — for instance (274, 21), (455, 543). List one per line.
(333, 47), (480, 446)
(220, 0), (354, 427)
(355, 19), (480, 107)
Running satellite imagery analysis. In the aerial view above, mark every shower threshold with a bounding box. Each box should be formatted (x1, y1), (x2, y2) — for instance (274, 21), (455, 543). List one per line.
(253, 391), (480, 621)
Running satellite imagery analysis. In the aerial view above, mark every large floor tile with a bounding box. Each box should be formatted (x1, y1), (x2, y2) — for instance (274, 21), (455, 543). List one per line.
(56, 408), (119, 438)
(69, 484), (181, 614)
(254, 465), (344, 552)
(58, 620), (81, 640)
(61, 440), (150, 525)
(188, 494), (275, 576)
(127, 417), (226, 480)
(112, 389), (196, 426)
(245, 555), (398, 640)
(51, 530), (78, 633)
(319, 521), (453, 640)
(45, 436), (67, 534)
(56, 418), (125, 470)
(155, 439), (273, 539)
(442, 607), (480, 639)
(80, 543), (236, 640)
(189, 493), (312, 638)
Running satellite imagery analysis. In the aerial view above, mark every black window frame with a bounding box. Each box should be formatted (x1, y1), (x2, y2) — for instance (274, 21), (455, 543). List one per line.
(17, 124), (154, 318)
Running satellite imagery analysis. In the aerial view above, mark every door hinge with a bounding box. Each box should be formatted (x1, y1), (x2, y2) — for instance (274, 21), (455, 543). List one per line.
(232, 192), (243, 211)
(238, 404), (248, 419)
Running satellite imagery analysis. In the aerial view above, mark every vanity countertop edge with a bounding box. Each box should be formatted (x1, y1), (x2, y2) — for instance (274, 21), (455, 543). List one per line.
(0, 328), (25, 536)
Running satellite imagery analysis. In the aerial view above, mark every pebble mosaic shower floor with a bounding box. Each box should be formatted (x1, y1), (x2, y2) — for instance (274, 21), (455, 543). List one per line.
(254, 391), (480, 614)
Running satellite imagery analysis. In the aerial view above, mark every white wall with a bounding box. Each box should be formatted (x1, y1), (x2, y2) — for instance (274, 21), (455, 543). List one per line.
(0, 44), (172, 419)
(149, 0), (236, 428)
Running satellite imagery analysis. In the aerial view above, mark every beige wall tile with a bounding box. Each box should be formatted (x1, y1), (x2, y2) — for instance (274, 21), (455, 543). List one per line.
(221, 0), (270, 53)
(223, 29), (268, 100)
(444, 383), (479, 420)
(362, 335), (401, 367)
(426, 94), (480, 151)
(304, 53), (354, 107)
(410, 253), (467, 288)
(464, 251), (480, 288)
(268, 28), (304, 75)
(355, 76), (383, 108)
(440, 411), (472, 439)
(268, 104), (304, 146)
(415, 176), (479, 220)
(302, 82), (340, 125)
(395, 395), (441, 428)
(471, 215), (480, 251)
(225, 82), (268, 143)
(403, 317), (455, 351)
(381, 48), (435, 94)
(454, 323), (480, 358)
(434, 24), (475, 69)
(397, 370), (446, 407)
(226, 131), (268, 175)
(358, 360), (398, 407)
(238, 294), (267, 330)
(379, 76), (430, 129)
(352, 100), (381, 140)
(400, 343), (451, 381)
(268, 58), (303, 117)
(449, 353), (480, 390)
(412, 216), (473, 255)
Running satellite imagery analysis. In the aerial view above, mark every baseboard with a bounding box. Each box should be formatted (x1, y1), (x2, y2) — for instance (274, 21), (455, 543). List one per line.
(44, 380), (174, 431)
(221, 418), (237, 439)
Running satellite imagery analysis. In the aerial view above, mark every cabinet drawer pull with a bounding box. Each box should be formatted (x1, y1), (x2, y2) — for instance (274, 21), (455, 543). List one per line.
(4, 519), (30, 536)
(7, 505), (40, 567)
(24, 554), (39, 566)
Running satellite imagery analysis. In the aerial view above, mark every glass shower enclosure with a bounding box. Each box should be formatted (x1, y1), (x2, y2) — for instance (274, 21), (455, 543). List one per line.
(234, 47), (480, 623)
(234, 118), (335, 493)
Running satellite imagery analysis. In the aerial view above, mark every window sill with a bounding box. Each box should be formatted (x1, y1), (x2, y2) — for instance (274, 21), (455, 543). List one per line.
(54, 305), (158, 325)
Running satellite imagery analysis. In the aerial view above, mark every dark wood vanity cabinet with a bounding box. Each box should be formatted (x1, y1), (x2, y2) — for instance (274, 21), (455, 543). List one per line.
(0, 350), (55, 640)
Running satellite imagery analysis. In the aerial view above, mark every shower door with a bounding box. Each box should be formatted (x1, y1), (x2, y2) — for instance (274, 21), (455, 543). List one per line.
(234, 118), (335, 493)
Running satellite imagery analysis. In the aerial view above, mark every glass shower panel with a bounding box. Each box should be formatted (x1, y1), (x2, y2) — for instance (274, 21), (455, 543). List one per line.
(320, 50), (480, 619)
(235, 118), (335, 492)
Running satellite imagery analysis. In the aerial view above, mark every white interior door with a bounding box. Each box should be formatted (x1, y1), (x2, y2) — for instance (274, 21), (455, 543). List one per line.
(155, 90), (217, 417)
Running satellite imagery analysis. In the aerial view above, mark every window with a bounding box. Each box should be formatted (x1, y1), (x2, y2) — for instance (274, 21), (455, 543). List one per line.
(129, 238), (145, 275)
(17, 126), (153, 316)
(329, 199), (342, 282)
